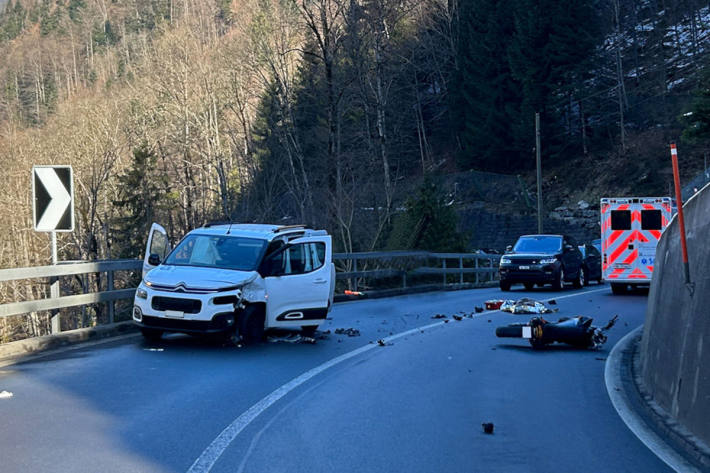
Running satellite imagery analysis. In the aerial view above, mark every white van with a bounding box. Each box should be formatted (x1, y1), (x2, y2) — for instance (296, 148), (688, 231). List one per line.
(132, 223), (335, 342)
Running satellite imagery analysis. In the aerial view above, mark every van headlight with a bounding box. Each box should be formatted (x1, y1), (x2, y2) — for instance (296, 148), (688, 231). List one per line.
(136, 288), (148, 299)
(539, 258), (557, 264)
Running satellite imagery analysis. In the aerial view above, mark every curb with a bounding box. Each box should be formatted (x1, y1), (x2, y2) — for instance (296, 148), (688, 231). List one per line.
(0, 321), (139, 365)
(605, 325), (710, 473)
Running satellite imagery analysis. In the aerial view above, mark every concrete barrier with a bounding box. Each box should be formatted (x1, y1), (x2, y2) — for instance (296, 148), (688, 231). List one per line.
(641, 182), (710, 450)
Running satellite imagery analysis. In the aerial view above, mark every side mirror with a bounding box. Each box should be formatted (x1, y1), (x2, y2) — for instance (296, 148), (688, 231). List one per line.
(505, 245), (513, 253)
(564, 244), (574, 252)
(148, 253), (161, 266)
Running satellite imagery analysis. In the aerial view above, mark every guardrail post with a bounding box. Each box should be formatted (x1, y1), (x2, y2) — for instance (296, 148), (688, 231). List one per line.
(107, 270), (115, 324)
(351, 257), (357, 291)
(459, 257), (463, 284)
(489, 258), (494, 281)
(49, 277), (61, 333)
(475, 257), (479, 285)
(402, 271), (407, 289)
(442, 258), (447, 285)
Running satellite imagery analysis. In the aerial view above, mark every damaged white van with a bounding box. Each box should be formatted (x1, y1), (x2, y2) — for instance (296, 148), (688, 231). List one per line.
(132, 223), (335, 343)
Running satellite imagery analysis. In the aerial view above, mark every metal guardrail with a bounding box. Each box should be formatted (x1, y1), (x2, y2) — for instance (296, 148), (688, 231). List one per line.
(0, 251), (500, 337)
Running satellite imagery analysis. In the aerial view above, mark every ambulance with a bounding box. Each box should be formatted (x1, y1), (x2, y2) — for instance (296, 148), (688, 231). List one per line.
(600, 197), (674, 294)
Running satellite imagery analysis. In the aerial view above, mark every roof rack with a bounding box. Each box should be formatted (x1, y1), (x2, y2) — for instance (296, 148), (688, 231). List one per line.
(275, 224), (307, 233)
(202, 221), (233, 228)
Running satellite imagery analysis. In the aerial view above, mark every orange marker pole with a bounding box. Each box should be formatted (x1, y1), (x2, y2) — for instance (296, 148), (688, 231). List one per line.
(670, 142), (691, 286)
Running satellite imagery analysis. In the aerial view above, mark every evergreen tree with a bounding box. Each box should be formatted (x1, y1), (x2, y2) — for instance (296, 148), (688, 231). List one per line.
(387, 176), (467, 252)
(682, 68), (710, 145)
(453, 0), (519, 172)
(114, 145), (168, 258)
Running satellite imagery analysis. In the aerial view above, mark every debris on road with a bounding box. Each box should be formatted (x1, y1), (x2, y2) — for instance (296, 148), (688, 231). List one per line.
(453, 315), (463, 321)
(500, 298), (557, 314)
(344, 290), (364, 296)
(431, 314), (447, 319)
(475, 306), (484, 313)
(377, 339), (386, 346)
(0, 390), (13, 399)
(143, 348), (164, 352)
(267, 333), (318, 344)
(443, 319), (450, 323)
(482, 423), (494, 434)
(548, 299), (557, 305)
(334, 328), (361, 337)
(484, 300), (504, 310)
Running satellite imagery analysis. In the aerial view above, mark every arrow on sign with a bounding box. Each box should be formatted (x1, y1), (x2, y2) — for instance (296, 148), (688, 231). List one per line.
(34, 167), (72, 231)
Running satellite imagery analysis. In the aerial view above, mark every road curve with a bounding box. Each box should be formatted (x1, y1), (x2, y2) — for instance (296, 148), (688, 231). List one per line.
(0, 285), (672, 472)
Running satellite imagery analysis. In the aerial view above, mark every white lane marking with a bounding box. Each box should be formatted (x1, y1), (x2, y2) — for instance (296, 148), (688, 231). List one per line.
(187, 286), (606, 473)
(605, 326), (701, 473)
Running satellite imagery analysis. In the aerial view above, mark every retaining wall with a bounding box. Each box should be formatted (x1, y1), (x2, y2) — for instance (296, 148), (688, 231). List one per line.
(640, 182), (710, 448)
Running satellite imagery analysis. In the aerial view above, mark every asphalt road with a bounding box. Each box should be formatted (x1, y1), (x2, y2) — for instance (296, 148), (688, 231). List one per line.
(0, 284), (673, 473)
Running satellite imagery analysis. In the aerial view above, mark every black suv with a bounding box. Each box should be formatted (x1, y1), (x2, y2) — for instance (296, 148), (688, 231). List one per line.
(498, 234), (584, 291)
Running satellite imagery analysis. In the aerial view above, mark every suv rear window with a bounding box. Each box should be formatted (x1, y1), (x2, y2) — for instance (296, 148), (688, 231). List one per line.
(610, 210), (631, 230)
(641, 209), (662, 230)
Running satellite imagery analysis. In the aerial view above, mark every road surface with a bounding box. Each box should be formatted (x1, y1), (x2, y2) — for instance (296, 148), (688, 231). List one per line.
(0, 284), (672, 472)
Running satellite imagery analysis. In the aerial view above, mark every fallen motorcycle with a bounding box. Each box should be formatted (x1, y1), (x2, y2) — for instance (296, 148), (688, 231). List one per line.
(495, 315), (618, 350)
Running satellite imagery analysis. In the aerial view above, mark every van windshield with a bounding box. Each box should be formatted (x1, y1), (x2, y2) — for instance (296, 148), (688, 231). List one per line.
(513, 236), (562, 253)
(164, 234), (267, 271)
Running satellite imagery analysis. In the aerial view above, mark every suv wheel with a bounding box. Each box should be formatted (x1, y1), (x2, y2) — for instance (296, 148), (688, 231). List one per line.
(239, 305), (265, 344)
(553, 267), (565, 291)
(500, 281), (511, 292)
(523, 282), (534, 291)
(573, 267), (584, 288)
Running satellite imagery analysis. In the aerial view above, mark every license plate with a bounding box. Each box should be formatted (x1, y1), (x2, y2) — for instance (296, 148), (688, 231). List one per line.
(522, 326), (532, 338)
(519, 265), (530, 270)
(165, 310), (184, 318)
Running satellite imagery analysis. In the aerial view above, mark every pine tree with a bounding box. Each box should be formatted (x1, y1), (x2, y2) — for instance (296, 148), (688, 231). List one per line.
(114, 145), (168, 258)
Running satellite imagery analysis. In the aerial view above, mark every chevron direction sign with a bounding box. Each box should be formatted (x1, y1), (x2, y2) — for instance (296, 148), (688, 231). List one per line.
(32, 165), (74, 232)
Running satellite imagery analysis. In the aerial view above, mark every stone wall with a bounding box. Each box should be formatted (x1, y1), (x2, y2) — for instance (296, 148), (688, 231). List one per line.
(459, 201), (599, 251)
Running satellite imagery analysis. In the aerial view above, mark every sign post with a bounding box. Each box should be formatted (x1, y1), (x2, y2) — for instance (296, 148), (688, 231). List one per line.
(32, 165), (74, 334)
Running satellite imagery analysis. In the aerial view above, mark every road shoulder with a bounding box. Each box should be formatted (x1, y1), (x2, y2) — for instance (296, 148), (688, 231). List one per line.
(605, 325), (710, 473)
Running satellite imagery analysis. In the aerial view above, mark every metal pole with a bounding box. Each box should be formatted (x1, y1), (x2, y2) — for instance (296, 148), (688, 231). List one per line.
(670, 143), (692, 292)
(50, 232), (61, 333)
(536, 112), (543, 233)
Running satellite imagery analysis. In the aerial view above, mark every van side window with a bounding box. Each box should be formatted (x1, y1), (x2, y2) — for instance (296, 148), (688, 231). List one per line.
(274, 243), (326, 276)
(641, 210), (662, 230)
(610, 210), (631, 230)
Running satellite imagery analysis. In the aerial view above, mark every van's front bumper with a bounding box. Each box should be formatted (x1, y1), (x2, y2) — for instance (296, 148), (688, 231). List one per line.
(132, 288), (240, 334)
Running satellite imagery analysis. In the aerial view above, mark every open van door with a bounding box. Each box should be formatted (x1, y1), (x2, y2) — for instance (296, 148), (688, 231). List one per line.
(262, 234), (333, 327)
(143, 223), (170, 278)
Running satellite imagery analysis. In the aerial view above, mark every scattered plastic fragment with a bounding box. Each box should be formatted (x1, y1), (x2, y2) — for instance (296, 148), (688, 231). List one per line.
(548, 299), (557, 305)
(475, 306), (484, 313)
(484, 300), (504, 310)
(443, 319), (450, 323)
(377, 339), (386, 346)
(334, 328), (361, 337)
(482, 423), (494, 434)
(453, 315), (463, 321)
(344, 290), (364, 296)
(500, 298), (555, 314)
(0, 390), (13, 399)
(301, 336), (317, 344)
(431, 314), (447, 319)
